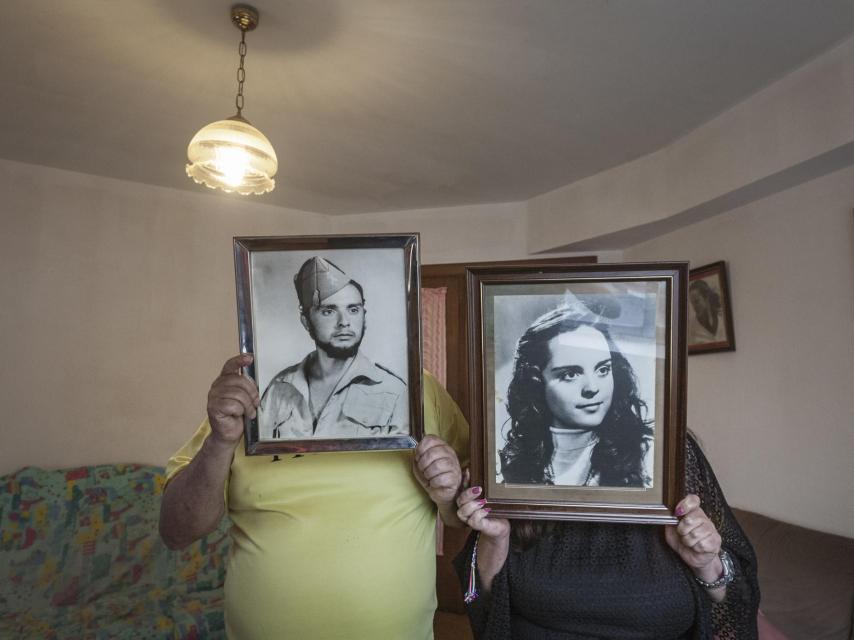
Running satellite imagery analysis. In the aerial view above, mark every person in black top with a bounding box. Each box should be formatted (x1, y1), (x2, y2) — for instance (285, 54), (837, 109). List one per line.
(455, 300), (759, 639)
(456, 436), (759, 639)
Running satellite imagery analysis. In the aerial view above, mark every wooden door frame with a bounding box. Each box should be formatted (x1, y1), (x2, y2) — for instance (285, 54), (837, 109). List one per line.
(423, 255), (596, 616)
(421, 256), (597, 420)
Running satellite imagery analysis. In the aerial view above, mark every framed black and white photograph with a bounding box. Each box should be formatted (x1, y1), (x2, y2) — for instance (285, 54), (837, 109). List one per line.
(688, 261), (735, 355)
(466, 263), (687, 524)
(234, 234), (423, 455)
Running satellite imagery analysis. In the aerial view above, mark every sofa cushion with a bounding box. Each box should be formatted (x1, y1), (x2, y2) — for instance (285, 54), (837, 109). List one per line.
(0, 464), (230, 639)
(733, 508), (854, 640)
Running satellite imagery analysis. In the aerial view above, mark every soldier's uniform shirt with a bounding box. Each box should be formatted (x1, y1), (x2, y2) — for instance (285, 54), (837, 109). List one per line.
(165, 372), (469, 640)
(258, 351), (408, 440)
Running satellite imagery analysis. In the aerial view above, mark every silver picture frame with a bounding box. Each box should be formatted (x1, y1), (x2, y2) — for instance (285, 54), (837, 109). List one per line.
(234, 234), (423, 455)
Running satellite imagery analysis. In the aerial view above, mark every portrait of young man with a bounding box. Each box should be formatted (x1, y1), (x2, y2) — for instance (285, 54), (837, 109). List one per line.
(249, 249), (411, 441)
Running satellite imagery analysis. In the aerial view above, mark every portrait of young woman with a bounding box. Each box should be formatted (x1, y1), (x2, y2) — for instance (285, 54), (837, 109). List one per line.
(498, 299), (655, 489)
(481, 276), (664, 502)
(458, 266), (760, 639)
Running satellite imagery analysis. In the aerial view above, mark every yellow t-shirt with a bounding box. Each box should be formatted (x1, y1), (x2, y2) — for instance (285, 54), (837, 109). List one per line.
(165, 372), (469, 640)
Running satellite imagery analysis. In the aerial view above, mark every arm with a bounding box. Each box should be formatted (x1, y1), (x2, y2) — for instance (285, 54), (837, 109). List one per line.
(414, 372), (471, 525)
(413, 435), (464, 526)
(452, 471), (514, 639)
(160, 435), (236, 549)
(665, 494), (728, 603)
(159, 353), (259, 549)
(682, 434), (760, 638)
(455, 471), (511, 594)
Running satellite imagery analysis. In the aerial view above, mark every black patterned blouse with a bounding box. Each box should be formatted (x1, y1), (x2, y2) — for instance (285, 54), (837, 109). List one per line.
(455, 436), (760, 639)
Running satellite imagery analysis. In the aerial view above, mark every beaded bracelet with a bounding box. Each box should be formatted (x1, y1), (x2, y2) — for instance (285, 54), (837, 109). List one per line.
(463, 532), (480, 603)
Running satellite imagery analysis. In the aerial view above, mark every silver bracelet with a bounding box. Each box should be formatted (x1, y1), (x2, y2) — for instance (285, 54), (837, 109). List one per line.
(693, 549), (735, 589)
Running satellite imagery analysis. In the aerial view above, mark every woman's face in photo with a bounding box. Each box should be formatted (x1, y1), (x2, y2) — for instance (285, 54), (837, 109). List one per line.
(689, 287), (709, 317)
(542, 325), (614, 430)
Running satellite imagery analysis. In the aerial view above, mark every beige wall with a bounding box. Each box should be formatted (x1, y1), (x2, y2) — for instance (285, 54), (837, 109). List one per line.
(2, 158), (852, 537)
(0, 159), (320, 475)
(3, 35), (853, 539)
(624, 165), (854, 538)
(0, 158), (597, 478)
(528, 33), (854, 253)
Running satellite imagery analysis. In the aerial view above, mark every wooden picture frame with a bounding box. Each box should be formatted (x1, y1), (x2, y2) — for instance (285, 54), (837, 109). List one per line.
(467, 262), (687, 524)
(234, 234), (423, 455)
(688, 261), (735, 355)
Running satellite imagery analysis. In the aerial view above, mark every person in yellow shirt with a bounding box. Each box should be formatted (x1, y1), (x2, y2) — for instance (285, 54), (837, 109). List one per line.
(159, 352), (469, 640)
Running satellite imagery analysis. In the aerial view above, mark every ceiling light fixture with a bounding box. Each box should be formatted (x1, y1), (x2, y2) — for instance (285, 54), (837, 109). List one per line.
(186, 4), (277, 195)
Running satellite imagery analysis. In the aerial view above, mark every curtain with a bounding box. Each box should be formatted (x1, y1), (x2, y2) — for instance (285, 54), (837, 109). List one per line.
(421, 286), (449, 554)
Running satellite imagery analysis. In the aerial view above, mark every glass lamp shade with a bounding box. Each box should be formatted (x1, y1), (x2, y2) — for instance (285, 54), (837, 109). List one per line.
(186, 116), (277, 195)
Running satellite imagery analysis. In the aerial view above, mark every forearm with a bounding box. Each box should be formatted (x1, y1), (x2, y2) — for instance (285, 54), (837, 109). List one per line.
(475, 534), (510, 595)
(705, 585), (726, 603)
(159, 436), (235, 549)
(437, 500), (465, 527)
(694, 555), (727, 603)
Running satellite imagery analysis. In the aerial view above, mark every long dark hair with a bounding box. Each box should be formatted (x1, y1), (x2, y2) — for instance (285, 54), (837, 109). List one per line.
(499, 304), (652, 487)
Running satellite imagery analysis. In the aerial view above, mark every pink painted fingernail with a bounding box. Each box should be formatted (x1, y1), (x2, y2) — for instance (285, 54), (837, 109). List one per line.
(675, 505), (685, 516)
(471, 486), (482, 495)
(483, 508), (491, 514)
(477, 499), (486, 507)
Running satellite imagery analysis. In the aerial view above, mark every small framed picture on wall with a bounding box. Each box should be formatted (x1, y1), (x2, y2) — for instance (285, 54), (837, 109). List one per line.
(688, 261), (735, 355)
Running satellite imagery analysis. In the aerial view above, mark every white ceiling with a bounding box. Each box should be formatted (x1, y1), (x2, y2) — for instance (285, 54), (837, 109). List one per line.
(2, 1), (854, 214)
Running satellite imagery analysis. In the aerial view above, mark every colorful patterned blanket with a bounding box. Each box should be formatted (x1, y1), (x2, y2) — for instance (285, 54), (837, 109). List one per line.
(0, 464), (230, 639)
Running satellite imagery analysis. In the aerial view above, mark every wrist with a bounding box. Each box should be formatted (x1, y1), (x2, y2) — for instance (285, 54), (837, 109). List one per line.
(694, 556), (723, 583)
(432, 491), (456, 507)
(434, 498), (456, 517)
(204, 432), (240, 456)
(478, 526), (511, 547)
(693, 549), (735, 590)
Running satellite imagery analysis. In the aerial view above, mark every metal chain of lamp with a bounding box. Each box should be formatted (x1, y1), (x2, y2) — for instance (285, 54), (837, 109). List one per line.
(186, 4), (278, 195)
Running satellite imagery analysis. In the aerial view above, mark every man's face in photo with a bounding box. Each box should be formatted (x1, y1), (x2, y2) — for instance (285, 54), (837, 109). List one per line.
(302, 283), (366, 359)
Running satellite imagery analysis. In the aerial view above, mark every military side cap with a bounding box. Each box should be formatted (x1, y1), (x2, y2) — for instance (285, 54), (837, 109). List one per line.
(294, 256), (351, 308)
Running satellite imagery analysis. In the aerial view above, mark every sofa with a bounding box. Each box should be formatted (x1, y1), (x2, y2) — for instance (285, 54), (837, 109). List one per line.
(0, 464), (230, 639)
(0, 463), (471, 640)
(732, 508), (854, 640)
(3, 464), (850, 640)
